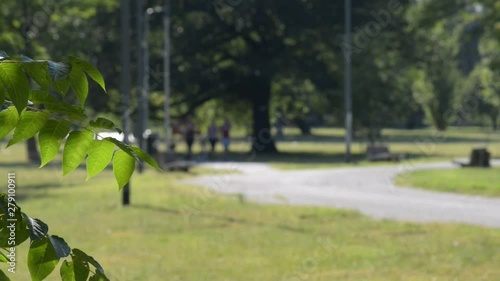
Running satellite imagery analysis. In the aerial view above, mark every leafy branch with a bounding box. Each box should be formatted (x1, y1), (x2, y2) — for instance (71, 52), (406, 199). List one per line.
(0, 52), (161, 280)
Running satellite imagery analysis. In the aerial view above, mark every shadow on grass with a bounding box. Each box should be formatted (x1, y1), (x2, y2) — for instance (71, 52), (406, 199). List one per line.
(0, 161), (40, 169)
(231, 133), (499, 144)
(191, 151), (429, 165)
(132, 204), (308, 234)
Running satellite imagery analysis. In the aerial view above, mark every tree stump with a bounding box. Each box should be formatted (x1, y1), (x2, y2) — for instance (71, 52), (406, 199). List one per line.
(460, 148), (491, 168)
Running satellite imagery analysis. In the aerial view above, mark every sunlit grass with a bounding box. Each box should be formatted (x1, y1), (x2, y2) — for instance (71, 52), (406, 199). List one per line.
(396, 167), (500, 197)
(1, 145), (500, 280)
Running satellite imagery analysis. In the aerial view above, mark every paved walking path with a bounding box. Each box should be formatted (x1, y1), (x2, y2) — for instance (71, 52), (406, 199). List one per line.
(189, 160), (500, 228)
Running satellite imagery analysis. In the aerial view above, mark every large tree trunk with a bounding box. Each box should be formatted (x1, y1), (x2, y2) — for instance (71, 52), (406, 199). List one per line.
(491, 111), (498, 131)
(22, 1), (41, 164)
(26, 137), (41, 164)
(294, 117), (311, 135)
(251, 76), (277, 154)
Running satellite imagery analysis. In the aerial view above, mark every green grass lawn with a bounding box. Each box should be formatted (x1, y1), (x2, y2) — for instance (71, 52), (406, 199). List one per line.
(396, 167), (500, 197)
(1, 146), (500, 280)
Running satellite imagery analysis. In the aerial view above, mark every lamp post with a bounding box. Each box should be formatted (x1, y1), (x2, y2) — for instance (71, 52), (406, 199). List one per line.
(120, 0), (131, 205)
(163, 0), (171, 153)
(136, 0), (146, 174)
(142, 2), (171, 156)
(344, 0), (352, 163)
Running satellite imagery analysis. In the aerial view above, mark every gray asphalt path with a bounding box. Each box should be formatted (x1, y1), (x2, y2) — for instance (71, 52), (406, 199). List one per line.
(189, 160), (500, 228)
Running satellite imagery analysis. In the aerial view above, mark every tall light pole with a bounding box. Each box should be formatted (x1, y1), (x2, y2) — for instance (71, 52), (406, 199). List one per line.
(120, 0), (131, 205)
(142, 2), (171, 155)
(344, 0), (353, 163)
(163, 0), (171, 152)
(136, 0), (145, 157)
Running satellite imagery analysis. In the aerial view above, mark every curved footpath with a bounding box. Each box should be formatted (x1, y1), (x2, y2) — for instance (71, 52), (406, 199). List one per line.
(188, 160), (500, 228)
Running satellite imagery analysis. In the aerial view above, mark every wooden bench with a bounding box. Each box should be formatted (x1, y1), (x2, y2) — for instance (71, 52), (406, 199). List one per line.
(158, 151), (196, 172)
(453, 148), (490, 168)
(366, 145), (404, 162)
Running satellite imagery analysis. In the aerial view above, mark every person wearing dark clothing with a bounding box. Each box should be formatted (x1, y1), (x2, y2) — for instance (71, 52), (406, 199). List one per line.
(208, 120), (218, 154)
(184, 119), (195, 159)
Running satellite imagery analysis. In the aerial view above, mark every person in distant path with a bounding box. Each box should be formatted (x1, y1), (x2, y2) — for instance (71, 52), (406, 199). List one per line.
(184, 118), (195, 159)
(220, 118), (231, 154)
(207, 120), (218, 155)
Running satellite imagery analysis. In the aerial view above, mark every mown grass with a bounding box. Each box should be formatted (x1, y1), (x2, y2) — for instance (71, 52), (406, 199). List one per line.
(1, 145), (500, 281)
(395, 167), (500, 197)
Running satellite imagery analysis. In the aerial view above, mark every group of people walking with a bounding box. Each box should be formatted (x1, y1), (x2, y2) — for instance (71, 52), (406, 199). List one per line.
(180, 117), (231, 158)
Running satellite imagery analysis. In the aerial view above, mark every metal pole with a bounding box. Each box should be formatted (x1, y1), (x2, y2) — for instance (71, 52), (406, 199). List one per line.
(120, 0), (131, 205)
(163, 0), (171, 152)
(136, 0), (145, 173)
(144, 9), (150, 146)
(344, 0), (352, 163)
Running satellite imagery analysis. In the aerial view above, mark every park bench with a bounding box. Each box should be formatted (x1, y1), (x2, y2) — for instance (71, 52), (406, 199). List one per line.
(159, 151), (196, 172)
(453, 148), (491, 168)
(366, 145), (403, 162)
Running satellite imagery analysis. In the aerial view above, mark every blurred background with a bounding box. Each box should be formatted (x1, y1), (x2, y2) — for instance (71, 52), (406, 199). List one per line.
(1, 0), (500, 280)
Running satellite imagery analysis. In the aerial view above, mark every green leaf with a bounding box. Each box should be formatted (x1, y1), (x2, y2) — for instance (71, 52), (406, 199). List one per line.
(68, 65), (89, 107)
(113, 150), (135, 190)
(52, 77), (71, 96)
(89, 117), (115, 130)
(71, 250), (90, 281)
(44, 103), (86, 120)
(86, 255), (105, 276)
(49, 235), (71, 258)
(0, 269), (10, 281)
(0, 251), (8, 263)
(68, 57), (106, 92)
(29, 89), (60, 105)
(130, 146), (162, 171)
(29, 89), (85, 119)
(22, 60), (50, 90)
(0, 61), (30, 115)
(103, 137), (139, 160)
(72, 249), (106, 276)
(0, 82), (5, 105)
(38, 119), (71, 167)
(89, 272), (109, 281)
(0, 194), (30, 247)
(22, 213), (49, 240)
(7, 111), (48, 147)
(47, 61), (71, 81)
(62, 130), (94, 175)
(60, 260), (75, 281)
(86, 140), (115, 180)
(28, 237), (59, 281)
(0, 107), (19, 139)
